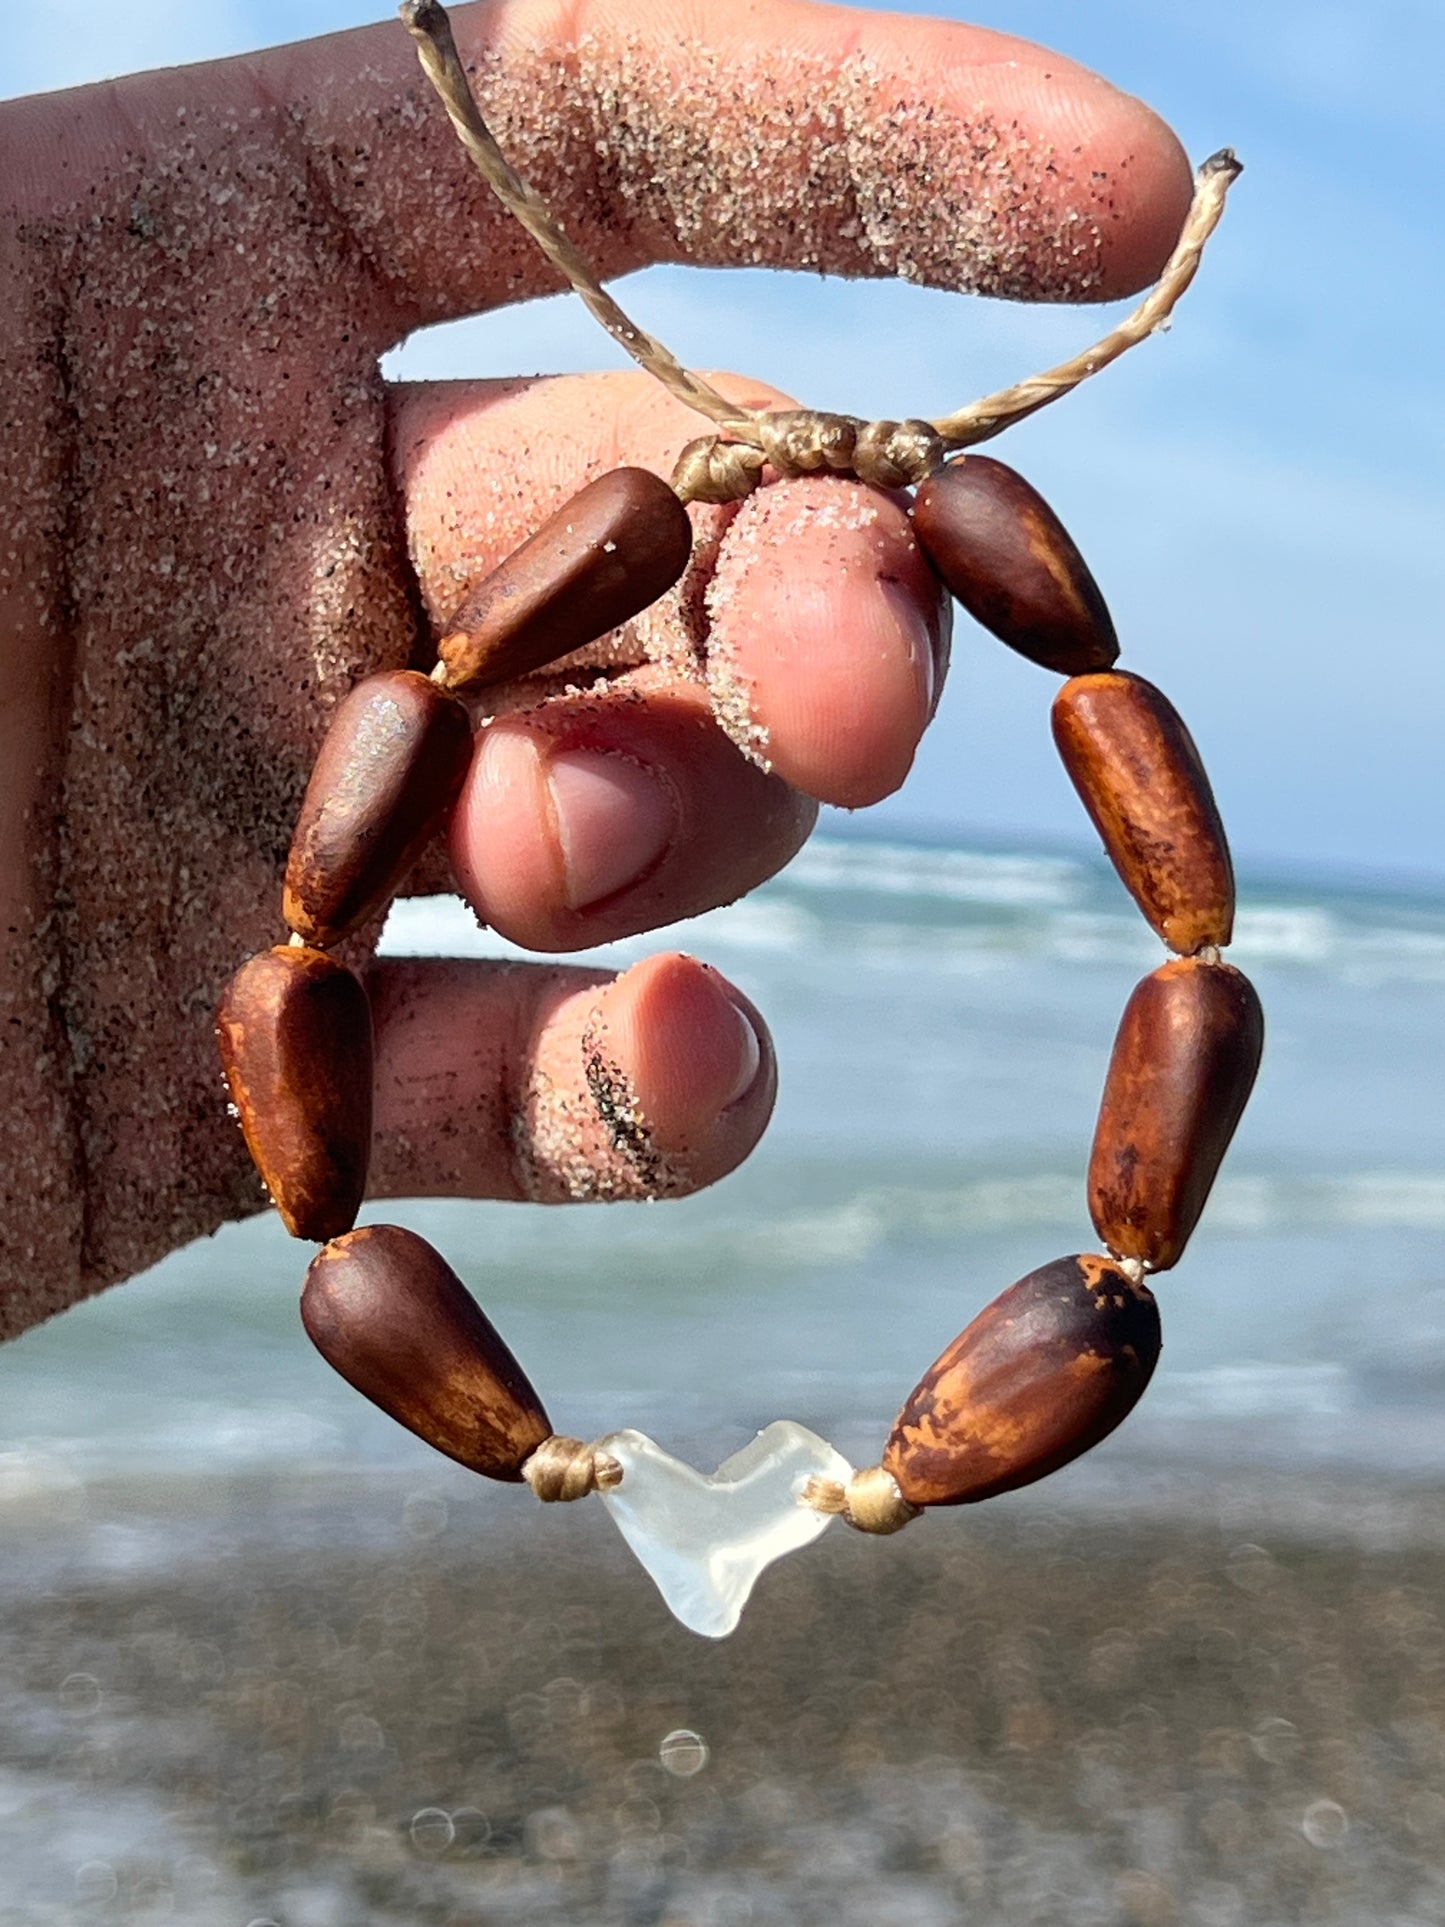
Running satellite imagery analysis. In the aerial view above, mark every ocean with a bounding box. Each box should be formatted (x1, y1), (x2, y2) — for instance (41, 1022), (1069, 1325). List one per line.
(6, 826), (1445, 1492)
(3, 828), (1444, 1924)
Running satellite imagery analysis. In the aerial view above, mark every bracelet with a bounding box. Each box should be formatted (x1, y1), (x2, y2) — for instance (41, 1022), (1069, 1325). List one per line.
(216, 4), (1257, 1637)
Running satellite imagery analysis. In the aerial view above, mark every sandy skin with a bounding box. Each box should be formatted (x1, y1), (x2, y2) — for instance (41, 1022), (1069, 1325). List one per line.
(0, 0), (1192, 1335)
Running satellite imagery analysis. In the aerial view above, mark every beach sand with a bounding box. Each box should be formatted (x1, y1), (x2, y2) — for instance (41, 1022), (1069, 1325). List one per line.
(3, 1465), (1444, 1926)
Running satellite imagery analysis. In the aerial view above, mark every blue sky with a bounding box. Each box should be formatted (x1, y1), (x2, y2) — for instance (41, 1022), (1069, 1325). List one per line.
(4, 1), (1442, 881)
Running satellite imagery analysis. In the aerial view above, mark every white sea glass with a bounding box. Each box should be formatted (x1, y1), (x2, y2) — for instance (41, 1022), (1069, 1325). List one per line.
(596, 1422), (854, 1638)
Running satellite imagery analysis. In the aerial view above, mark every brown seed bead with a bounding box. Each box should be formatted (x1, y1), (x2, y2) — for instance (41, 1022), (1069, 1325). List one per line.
(911, 456), (1118, 675)
(1090, 957), (1264, 1271)
(1052, 670), (1234, 953)
(217, 945), (373, 1242)
(301, 1225), (552, 1482)
(437, 467), (694, 692)
(883, 1254), (1160, 1508)
(283, 670), (473, 949)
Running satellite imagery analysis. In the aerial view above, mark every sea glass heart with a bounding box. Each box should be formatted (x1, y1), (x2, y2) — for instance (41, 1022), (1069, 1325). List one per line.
(595, 1422), (853, 1638)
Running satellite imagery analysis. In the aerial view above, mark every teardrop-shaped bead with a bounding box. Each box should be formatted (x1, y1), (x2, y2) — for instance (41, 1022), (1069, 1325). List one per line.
(1090, 957), (1264, 1270)
(883, 1254), (1161, 1507)
(217, 944), (373, 1241)
(301, 1225), (552, 1481)
(911, 457), (1118, 675)
(284, 670), (473, 949)
(437, 467), (694, 693)
(1051, 670), (1234, 953)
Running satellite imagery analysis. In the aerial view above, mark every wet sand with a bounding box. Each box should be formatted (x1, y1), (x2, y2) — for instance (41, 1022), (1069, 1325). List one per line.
(3, 1465), (1444, 1926)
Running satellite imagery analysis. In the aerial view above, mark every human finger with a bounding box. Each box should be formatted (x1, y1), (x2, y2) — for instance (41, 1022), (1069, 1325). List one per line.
(253, 0), (1194, 339)
(447, 668), (818, 953)
(365, 951), (774, 1202)
(393, 369), (948, 946)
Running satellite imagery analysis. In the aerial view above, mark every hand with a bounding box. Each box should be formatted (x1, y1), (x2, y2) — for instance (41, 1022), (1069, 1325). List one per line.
(0, 0), (1191, 1337)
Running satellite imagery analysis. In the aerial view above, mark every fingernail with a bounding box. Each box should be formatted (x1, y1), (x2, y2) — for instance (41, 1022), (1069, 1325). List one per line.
(723, 997), (763, 1107)
(547, 749), (676, 910)
(880, 577), (938, 717)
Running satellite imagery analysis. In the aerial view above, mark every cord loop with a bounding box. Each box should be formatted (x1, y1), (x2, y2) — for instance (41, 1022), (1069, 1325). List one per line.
(670, 436), (767, 505)
(805, 1465), (921, 1535)
(522, 1435), (623, 1502)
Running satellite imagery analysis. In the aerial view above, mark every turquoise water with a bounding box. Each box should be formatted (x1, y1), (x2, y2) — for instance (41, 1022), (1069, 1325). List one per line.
(5, 827), (1444, 1500)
